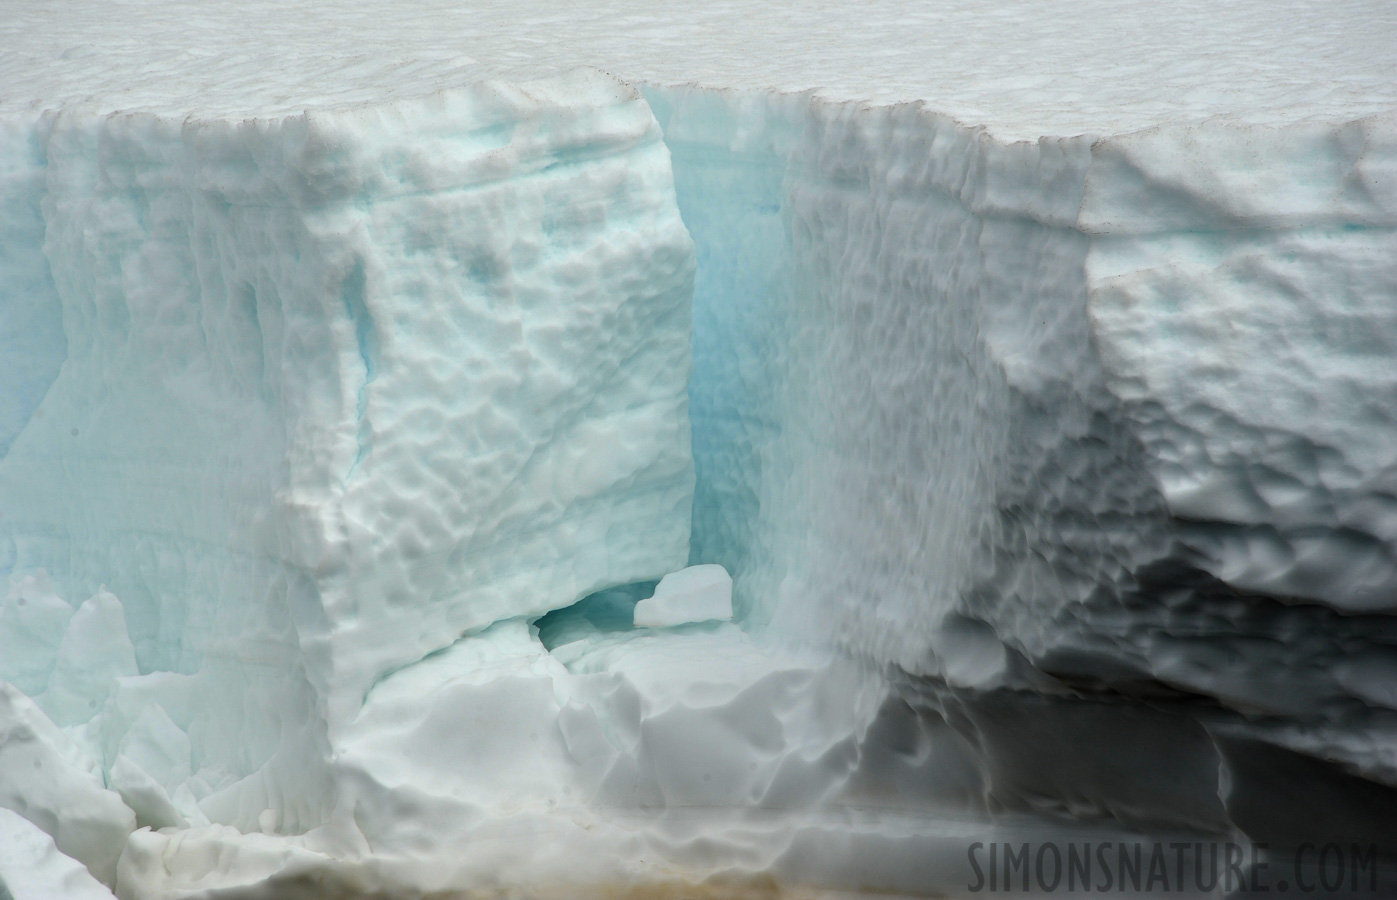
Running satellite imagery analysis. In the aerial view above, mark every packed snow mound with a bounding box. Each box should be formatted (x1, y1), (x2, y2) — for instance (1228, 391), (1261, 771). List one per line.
(2, 2), (1397, 898)
(0, 684), (134, 887)
(0, 807), (118, 900)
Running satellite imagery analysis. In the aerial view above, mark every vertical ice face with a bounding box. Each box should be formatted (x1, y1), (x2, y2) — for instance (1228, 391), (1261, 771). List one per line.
(655, 90), (1097, 671)
(656, 86), (1397, 832)
(0, 121), (67, 465)
(0, 70), (696, 834)
(1085, 118), (1397, 614)
(657, 87), (1397, 645)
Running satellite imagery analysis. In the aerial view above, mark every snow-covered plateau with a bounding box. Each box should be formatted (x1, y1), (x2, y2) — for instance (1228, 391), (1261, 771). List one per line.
(2, 2), (1396, 897)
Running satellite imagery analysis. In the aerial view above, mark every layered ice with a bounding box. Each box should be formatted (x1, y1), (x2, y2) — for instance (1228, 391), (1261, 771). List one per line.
(3, 1), (1397, 897)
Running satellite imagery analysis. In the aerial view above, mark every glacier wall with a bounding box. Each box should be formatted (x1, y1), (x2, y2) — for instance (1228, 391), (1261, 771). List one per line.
(658, 86), (1397, 840)
(4, 61), (1397, 898)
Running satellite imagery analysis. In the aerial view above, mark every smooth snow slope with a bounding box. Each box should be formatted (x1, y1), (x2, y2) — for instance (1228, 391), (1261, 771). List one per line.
(3, 2), (1397, 898)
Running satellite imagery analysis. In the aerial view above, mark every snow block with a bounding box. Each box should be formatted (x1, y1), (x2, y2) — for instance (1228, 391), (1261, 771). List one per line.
(632, 564), (732, 627)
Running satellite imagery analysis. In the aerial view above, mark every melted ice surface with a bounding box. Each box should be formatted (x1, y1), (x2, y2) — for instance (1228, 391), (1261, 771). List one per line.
(2, 0), (1395, 138)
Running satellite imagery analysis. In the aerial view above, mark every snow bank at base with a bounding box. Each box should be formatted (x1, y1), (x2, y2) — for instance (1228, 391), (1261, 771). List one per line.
(1, 28), (1396, 899)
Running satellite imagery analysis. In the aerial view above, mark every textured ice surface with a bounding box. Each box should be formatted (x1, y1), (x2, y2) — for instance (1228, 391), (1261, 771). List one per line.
(1, 63), (695, 840)
(2, 1), (1396, 897)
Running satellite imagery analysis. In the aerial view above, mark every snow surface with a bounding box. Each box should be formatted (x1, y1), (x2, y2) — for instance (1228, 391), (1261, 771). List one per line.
(0, 684), (133, 887)
(2, 0), (1396, 138)
(2, 1), (1397, 897)
(0, 807), (117, 900)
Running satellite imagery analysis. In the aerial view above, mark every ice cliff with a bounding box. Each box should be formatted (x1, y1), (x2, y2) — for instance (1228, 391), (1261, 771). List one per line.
(2, 2), (1397, 898)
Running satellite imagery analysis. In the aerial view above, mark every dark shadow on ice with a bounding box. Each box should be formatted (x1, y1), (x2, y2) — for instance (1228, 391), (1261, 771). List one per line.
(534, 580), (659, 651)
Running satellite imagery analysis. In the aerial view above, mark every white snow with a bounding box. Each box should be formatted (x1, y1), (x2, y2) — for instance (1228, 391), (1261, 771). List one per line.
(0, 684), (134, 887)
(632, 564), (732, 627)
(0, 807), (117, 900)
(1, 1), (1395, 139)
(1, 1), (1395, 898)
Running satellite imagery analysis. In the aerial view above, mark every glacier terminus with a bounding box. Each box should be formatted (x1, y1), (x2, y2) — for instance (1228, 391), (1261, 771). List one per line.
(1, 1), (1396, 897)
